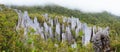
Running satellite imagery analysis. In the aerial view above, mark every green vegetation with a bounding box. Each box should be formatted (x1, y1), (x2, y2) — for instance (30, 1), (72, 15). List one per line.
(0, 4), (18, 51)
(0, 4), (120, 52)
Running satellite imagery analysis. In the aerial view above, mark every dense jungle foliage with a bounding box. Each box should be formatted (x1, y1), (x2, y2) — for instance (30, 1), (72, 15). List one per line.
(0, 4), (120, 52)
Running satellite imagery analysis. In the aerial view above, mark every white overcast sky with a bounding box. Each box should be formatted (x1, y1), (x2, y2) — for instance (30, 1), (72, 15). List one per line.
(0, 0), (120, 16)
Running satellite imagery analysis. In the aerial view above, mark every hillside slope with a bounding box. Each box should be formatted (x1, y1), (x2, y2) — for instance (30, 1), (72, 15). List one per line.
(11, 5), (120, 37)
(0, 4), (120, 51)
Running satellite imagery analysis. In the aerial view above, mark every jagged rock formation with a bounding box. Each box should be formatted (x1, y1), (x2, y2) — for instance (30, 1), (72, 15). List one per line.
(0, 7), (2, 11)
(15, 10), (110, 46)
(91, 27), (111, 52)
(82, 23), (92, 45)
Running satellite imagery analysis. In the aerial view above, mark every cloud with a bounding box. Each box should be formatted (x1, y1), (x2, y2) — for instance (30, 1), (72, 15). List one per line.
(0, 0), (120, 16)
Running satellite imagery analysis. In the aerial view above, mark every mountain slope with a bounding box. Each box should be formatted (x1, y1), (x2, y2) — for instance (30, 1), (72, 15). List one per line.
(0, 4), (120, 51)
(11, 5), (120, 51)
(11, 5), (120, 36)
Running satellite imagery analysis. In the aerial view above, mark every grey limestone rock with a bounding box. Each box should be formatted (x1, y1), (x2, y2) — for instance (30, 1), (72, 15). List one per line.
(92, 27), (110, 52)
(82, 23), (92, 46)
(15, 10), (110, 47)
(0, 7), (2, 10)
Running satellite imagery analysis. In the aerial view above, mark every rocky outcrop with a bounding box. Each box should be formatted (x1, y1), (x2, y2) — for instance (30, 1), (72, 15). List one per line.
(0, 7), (2, 11)
(15, 10), (110, 46)
(91, 27), (111, 52)
(82, 23), (92, 45)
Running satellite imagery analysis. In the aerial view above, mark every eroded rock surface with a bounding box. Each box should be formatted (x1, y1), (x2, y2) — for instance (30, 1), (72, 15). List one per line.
(91, 27), (111, 52)
(16, 10), (110, 46)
